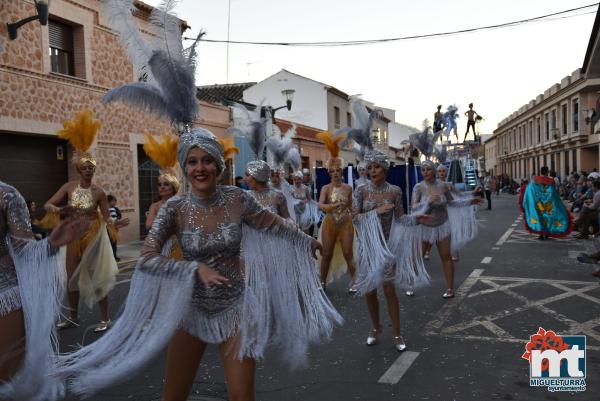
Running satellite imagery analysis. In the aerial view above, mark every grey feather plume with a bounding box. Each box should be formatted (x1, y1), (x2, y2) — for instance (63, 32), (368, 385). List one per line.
(341, 98), (382, 154)
(148, 50), (198, 124)
(433, 144), (447, 163)
(228, 102), (268, 160)
(103, 82), (170, 119)
(102, 0), (153, 80)
(101, 0), (201, 126)
(267, 125), (296, 167)
(286, 146), (301, 172)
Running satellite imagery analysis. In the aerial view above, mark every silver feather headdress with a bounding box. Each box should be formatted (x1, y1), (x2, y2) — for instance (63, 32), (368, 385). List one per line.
(226, 102), (271, 182)
(102, 0), (202, 126)
(286, 146), (301, 173)
(100, 0), (222, 172)
(341, 98), (389, 170)
(409, 119), (441, 158)
(433, 144), (447, 163)
(266, 124), (296, 173)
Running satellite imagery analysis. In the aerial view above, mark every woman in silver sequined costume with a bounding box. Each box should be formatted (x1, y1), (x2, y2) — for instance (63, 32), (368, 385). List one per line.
(291, 171), (315, 234)
(352, 149), (431, 352)
(55, 129), (341, 401)
(245, 160), (290, 219)
(52, 4), (340, 398)
(412, 161), (481, 299)
(354, 162), (370, 189)
(0, 181), (87, 400)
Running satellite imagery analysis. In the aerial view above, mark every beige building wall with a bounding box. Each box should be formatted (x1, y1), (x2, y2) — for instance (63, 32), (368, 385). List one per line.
(0, 0), (230, 243)
(492, 68), (600, 181)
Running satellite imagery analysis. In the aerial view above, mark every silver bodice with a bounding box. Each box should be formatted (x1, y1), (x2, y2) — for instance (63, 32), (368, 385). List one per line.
(412, 180), (454, 227)
(248, 187), (290, 218)
(353, 181), (409, 240)
(0, 182), (33, 310)
(140, 186), (301, 316)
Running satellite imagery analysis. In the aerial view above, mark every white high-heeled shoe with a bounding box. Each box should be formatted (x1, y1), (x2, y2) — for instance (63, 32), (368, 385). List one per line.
(394, 336), (407, 352)
(366, 327), (380, 346)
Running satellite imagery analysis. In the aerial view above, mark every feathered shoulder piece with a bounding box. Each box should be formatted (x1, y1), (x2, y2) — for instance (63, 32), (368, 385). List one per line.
(143, 133), (179, 170)
(316, 131), (344, 158)
(218, 136), (240, 161)
(227, 102), (268, 160)
(57, 109), (101, 153)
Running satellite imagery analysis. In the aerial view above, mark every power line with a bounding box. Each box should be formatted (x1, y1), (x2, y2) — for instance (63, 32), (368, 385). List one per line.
(183, 2), (598, 47)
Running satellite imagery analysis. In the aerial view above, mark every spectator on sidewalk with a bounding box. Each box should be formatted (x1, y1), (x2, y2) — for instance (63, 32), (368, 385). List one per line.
(571, 177), (592, 213)
(107, 194), (129, 261)
(574, 180), (600, 239)
(483, 172), (492, 210)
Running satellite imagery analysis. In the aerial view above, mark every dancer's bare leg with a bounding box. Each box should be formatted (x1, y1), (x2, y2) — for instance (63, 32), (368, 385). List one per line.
(65, 244), (80, 319)
(220, 334), (256, 401)
(163, 330), (207, 401)
(339, 220), (357, 279)
(319, 218), (336, 285)
(365, 290), (380, 329)
(382, 283), (400, 337)
(98, 296), (109, 322)
(423, 241), (432, 257)
(436, 237), (454, 291)
(0, 309), (25, 381)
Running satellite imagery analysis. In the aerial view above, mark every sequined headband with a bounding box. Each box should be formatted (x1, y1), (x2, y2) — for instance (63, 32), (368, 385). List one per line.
(246, 160), (271, 183)
(363, 149), (390, 170)
(326, 157), (344, 171)
(421, 160), (435, 170)
(177, 127), (225, 175)
(76, 152), (97, 168)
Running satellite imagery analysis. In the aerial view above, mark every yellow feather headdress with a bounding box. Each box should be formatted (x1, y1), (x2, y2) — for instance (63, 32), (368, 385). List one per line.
(316, 131), (345, 170)
(218, 136), (240, 161)
(143, 133), (181, 193)
(57, 109), (101, 167)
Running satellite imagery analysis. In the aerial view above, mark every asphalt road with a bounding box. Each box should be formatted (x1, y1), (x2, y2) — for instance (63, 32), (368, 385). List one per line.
(60, 193), (600, 401)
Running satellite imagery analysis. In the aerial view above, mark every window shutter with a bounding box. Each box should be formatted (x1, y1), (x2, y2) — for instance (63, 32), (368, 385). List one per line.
(49, 20), (73, 51)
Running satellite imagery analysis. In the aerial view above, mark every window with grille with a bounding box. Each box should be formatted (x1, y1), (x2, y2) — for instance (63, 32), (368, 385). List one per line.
(49, 20), (74, 76)
(334, 106), (340, 129)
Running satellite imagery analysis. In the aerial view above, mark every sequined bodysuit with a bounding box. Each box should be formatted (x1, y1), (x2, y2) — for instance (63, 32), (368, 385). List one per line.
(139, 185), (305, 341)
(0, 182), (34, 316)
(353, 181), (414, 240)
(248, 187), (290, 219)
(68, 184), (103, 258)
(325, 185), (352, 226)
(412, 180), (454, 227)
(291, 184), (311, 216)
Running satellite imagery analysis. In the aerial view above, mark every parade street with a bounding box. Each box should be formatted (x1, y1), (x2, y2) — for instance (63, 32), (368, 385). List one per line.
(59, 194), (600, 401)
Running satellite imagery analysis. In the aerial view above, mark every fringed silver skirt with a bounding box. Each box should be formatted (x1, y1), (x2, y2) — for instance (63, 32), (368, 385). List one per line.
(0, 284), (21, 317)
(419, 220), (452, 244)
(179, 296), (243, 344)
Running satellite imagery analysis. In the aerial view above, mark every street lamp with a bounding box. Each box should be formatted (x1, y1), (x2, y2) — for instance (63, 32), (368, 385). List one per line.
(7, 0), (50, 40)
(261, 89), (295, 123)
